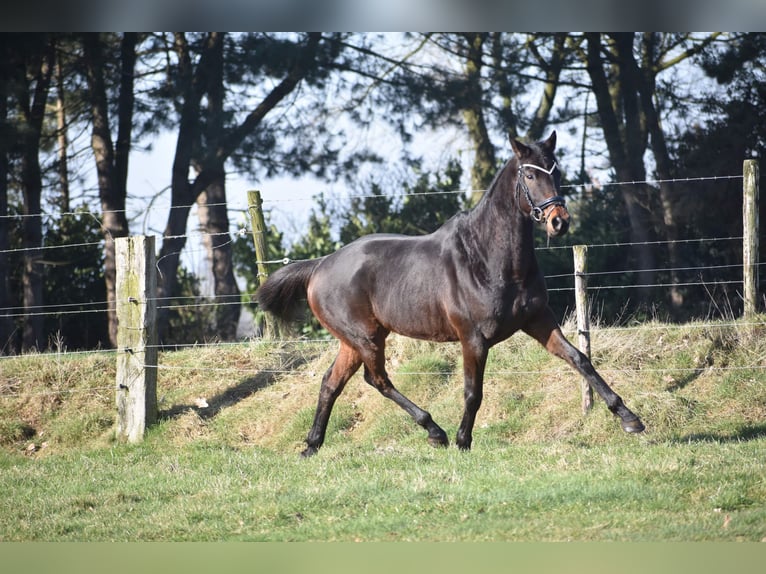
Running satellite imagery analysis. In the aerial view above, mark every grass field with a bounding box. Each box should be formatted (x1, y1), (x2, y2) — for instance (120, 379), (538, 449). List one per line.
(1, 317), (765, 541)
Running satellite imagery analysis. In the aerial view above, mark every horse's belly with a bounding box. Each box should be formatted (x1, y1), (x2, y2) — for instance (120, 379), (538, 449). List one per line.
(350, 250), (455, 340)
(374, 297), (458, 342)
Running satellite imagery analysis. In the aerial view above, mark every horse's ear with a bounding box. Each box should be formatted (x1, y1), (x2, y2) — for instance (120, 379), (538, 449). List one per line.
(541, 130), (557, 153)
(510, 137), (531, 160)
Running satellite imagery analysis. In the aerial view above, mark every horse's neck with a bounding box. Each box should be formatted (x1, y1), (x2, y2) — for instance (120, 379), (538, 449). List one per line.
(465, 171), (537, 281)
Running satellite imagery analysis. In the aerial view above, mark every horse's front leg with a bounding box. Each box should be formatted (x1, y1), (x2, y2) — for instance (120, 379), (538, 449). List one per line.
(455, 338), (489, 450)
(523, 309), (645, 434)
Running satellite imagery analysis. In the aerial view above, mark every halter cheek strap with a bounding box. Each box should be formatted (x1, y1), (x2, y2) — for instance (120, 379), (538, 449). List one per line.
(516, 162), (566, 222)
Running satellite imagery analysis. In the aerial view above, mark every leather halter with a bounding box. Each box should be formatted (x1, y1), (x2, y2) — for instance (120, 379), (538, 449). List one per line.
(516, 162), (567, 222)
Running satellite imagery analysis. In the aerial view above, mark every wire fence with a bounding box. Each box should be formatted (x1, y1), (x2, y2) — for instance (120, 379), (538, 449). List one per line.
(1, 239), (760, 320)
(0, 169), (762, 364)
(1, 169), (763, 461)
(5, 328), (766, 402)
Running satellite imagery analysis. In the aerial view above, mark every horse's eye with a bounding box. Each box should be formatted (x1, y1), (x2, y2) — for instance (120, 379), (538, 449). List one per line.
(526, 173), (534, 180)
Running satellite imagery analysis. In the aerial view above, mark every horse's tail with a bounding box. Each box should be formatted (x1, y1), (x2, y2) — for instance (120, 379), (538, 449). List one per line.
(256, 258), (323, 323)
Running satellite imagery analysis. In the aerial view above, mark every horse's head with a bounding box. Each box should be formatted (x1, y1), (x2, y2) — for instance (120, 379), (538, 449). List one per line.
(510, 131), (570, 237)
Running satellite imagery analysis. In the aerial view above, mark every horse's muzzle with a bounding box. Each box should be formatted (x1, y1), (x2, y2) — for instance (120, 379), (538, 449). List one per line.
(545, 205), (570, 237)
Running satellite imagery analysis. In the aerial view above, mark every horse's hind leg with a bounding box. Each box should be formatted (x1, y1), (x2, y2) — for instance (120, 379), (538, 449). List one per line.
(360, 338), (449, 449)
(523, 309), (645, 434)
(302, 343), (362, 457)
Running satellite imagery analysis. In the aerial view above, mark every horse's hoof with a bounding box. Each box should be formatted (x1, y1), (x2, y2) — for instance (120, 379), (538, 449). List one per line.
(428, 437), (449, 448)
(621, 418), (645, 434)
(300, 445), (319, 458)
(428, 430), (449, 448)
(455, 432), (472, 451)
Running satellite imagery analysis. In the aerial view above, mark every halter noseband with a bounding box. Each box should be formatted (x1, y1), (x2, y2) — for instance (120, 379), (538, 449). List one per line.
(516, 162), (567, 222)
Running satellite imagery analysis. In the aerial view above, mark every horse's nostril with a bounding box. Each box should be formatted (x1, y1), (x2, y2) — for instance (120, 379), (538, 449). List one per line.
(550, 216), (569, 235)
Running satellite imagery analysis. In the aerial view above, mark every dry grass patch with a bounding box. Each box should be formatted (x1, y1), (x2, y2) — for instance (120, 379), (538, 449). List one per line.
(149, 316), (766, 452)
(0, 351), (115, 453)
(3, 315), (766, 457)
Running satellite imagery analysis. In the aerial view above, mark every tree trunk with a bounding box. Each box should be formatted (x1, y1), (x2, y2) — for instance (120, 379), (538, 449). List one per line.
(197, 34), (240, 340)
(197, 180), (240, 340)
(527, 33), (568, 142)
(491, 33), (519, 141)
(156, 202), (194, 343)
(636, 33), (684, 310)
(585, 33), (656, 299)
(15, 37), (53, 351)
(156, 32), (207, 343)
(21, 173), (43, 352)
(55, 41), (70, 213)
(82, 33), (134, 347)
(461, 33), (496, 204)
(0, 36), (13, 353)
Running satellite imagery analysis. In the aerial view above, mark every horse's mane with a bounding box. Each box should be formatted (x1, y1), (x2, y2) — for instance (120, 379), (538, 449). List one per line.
(471, 153), (521, 213)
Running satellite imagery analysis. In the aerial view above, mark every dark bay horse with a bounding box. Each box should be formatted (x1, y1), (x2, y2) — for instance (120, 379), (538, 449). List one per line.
(257, 131), (645, 457)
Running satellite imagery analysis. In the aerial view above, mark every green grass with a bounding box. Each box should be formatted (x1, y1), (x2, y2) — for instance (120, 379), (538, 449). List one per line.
(1, 438), (764, 541)
(1, 319), (766, 541)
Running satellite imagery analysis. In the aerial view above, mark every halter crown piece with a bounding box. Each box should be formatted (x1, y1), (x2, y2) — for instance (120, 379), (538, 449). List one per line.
(516, 161), (566, 222)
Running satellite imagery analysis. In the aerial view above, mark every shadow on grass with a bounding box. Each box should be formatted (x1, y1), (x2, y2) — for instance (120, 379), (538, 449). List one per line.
(160, 350), (316, 421)
(673, 422), (766, 444)
(664, 366), (706, 392)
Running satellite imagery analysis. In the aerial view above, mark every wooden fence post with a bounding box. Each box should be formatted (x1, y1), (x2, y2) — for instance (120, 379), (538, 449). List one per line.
(573, 244), (593, 414)
(115, 235), (158, 443)
(247, 190), (276, 338)
(743, 159), (760, 318)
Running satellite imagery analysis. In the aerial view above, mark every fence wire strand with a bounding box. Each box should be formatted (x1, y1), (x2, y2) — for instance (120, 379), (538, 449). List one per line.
(1, 169), (761, 364)
(4, 316), (766, 399)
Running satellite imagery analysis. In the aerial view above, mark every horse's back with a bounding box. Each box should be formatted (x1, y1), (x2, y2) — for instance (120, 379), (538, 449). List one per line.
(307, 231), (460, 341)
